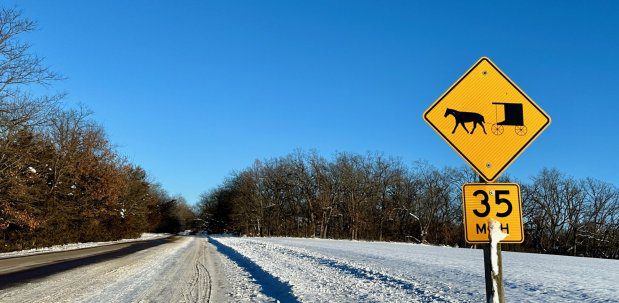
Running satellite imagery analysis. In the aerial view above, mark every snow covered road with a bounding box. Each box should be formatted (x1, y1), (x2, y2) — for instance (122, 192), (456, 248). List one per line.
(212, 236), (619, 303)
(0, 236), (225, 303)
(1, 235), (616, 302)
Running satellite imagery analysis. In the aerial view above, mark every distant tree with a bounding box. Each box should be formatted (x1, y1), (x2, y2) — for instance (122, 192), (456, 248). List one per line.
(580, 178), (618, 258)
(198, 151), (619, 259)
(175, 196), (196, 231)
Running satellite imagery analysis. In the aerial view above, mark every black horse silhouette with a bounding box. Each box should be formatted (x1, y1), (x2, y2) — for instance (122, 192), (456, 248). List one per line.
(444, 108), (487, 135)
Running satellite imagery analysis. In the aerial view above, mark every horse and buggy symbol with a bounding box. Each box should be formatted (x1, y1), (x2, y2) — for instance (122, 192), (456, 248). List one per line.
(443, 102), (527, 136)
(491, 102), (526, 136)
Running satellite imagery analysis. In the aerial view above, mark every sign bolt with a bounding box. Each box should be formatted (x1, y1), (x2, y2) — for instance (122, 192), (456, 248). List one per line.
(486, 163), (492, 168)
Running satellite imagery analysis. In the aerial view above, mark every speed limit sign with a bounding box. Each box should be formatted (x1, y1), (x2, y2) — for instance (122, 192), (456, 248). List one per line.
(462, 183), (523, 243)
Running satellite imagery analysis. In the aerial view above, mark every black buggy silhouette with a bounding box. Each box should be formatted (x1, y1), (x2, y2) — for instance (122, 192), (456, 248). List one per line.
(491, 102), (527, 136)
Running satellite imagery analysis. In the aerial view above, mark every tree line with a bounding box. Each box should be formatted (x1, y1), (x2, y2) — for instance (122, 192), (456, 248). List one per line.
(0, 8), (194, 252)
(198, 151), (619, 259)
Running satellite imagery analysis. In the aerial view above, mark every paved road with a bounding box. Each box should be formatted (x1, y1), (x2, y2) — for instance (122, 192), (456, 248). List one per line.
(0, 236), (225, 303)
(0, 236), (175, 283)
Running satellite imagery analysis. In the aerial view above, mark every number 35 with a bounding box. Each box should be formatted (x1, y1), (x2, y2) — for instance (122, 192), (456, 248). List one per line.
(472, 190), (512, 217)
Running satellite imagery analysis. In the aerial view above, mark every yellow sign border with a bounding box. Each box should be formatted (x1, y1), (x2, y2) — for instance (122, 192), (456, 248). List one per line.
(423, 57), (551, 182)
(462, 182), (524, 244)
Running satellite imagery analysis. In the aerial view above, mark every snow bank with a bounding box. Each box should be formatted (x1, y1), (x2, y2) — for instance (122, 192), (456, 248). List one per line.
(0, 233), (170, 259)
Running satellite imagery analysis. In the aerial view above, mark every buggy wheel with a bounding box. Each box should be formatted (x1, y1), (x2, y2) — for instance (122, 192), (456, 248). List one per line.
(515, 125), (527, 136)
(491, 124), (504, 135)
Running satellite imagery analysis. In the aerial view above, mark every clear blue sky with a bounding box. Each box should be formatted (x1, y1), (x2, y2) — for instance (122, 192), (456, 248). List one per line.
(9, 1), (619, 204)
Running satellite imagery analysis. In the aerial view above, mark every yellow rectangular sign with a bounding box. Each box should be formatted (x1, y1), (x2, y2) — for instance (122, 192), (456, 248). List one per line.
(462, 183), (523, 244)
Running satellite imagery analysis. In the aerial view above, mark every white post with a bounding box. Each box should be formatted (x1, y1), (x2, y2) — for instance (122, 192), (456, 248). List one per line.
(488, 218), (506, 303)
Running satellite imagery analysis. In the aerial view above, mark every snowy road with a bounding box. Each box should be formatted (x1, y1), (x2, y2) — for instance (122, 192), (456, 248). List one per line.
(212, 236), (619, 303)
(0, 236), (224, 303)
(1, 235), (616, 302)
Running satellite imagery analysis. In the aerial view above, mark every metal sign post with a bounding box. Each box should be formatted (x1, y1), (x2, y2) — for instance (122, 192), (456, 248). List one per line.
(483, 243), (505, 303)
(478, 176), (505, 303)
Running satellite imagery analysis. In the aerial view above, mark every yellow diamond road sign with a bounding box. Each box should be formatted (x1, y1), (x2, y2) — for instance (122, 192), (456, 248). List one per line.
(423, 57), (551, 182)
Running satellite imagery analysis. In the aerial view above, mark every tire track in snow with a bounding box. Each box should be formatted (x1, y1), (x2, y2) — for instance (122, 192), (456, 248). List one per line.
(181, 238), (213, 303)
(0, 236), (219, 303)
(0, 237), (192, 303)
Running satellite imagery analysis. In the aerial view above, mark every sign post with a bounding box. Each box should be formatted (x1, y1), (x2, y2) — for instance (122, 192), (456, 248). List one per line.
(423, 57), (550, 303)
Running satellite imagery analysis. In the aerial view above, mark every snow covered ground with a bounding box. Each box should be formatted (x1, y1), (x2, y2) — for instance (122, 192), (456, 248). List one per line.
(0, 233), (170, 259)
(1, 235), (616, 302)
(212, 236), (619, 302)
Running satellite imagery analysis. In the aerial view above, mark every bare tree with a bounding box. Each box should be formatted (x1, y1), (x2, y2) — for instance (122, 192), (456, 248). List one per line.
(199, 152), (619, 259)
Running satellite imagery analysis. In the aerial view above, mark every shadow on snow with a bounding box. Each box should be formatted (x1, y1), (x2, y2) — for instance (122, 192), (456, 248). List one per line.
(208, 236), (299, 303)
